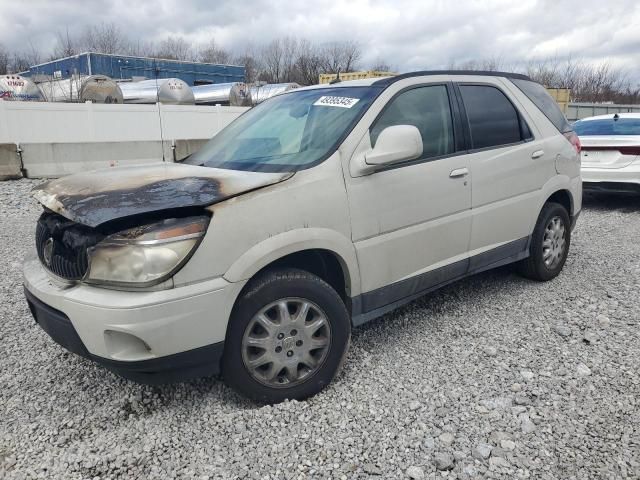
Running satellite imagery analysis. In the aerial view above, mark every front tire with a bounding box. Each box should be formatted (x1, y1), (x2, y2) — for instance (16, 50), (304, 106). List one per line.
(222, 268), (350, 403)
(518, 202), (571, 281)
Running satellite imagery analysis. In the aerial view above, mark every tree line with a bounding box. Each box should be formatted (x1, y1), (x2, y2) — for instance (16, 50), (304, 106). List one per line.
(450, 56), (640, 104)
(1, 22), (638, 104)
(0, 23), (372, 86)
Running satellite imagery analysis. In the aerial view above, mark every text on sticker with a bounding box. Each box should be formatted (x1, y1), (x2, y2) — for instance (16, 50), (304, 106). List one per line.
(313, 96), (360, 108)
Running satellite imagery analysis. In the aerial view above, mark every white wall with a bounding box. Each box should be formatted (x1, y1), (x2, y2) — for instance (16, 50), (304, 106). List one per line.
(0, 101), (248, 144)
(0, 101), (248, 178)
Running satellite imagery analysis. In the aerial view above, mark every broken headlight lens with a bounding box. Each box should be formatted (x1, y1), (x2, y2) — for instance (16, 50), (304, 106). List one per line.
(85, 216), (209, 287)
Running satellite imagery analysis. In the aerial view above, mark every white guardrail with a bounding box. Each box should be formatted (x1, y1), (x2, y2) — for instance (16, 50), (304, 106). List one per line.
(0, 101), (248, 179)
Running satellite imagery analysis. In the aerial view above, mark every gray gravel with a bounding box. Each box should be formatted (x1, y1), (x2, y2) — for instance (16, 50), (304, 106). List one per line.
(1, 180), (639, 479)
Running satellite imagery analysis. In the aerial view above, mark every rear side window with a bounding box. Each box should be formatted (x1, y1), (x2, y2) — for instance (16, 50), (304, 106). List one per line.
(370, 85), (455, 160)
(511, 79), (572, 133)
(459, 85), (525, 149)
(573, 118), (640, 136)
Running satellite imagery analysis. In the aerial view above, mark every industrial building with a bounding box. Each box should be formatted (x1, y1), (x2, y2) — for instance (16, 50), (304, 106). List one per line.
(21, 52), (245, 86)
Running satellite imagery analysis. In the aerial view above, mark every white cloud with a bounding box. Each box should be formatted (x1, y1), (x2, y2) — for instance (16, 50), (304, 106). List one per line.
(1, 0), (638, 80)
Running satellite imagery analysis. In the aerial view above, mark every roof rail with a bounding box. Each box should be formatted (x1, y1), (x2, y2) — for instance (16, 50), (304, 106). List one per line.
(374, 70), (532, 86)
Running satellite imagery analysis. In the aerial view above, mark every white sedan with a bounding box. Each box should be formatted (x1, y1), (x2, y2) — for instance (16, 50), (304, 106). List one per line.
(575, 113), (640, 194)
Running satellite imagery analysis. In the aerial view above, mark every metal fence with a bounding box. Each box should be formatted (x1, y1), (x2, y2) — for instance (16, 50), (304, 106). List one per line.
(566, 102), (640, 122)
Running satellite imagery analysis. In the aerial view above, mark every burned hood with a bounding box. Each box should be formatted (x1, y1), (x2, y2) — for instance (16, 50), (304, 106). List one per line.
(32, 163), (293, 227)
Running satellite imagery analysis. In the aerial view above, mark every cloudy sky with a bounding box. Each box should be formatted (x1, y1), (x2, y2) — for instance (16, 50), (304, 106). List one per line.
(1, 0), (639, 75)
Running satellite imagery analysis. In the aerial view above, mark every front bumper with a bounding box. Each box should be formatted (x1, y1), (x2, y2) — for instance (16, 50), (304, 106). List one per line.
(23, 258), (245, 384)
(25, 287), (223, 383)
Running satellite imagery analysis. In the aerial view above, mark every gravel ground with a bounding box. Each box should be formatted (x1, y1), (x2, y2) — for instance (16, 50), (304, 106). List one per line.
(1, 179), (639, 480)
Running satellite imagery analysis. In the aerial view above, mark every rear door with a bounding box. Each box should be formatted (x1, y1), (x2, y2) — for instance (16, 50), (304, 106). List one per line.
(455, 79), (553, 265)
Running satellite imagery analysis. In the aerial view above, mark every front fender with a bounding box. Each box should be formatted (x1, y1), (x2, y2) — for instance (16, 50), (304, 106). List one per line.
(223, 228), (362, 296)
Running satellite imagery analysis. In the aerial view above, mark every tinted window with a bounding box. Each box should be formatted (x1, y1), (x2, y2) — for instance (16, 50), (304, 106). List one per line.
(370, 85), (454, 159)
(512, 79), (572, 133)
(460, 85), (523, 149)
(573, 118), (640, 136)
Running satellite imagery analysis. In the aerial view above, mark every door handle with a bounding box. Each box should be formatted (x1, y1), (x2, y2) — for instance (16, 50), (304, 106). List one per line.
(531, 150), (545, 159)
(449, 167), (469, 178)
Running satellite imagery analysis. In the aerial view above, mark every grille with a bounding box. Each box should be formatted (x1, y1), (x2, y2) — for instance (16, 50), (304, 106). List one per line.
(35, 213), (95, 281)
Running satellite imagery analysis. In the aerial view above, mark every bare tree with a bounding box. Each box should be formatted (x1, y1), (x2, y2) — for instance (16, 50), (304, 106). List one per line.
(448, 55), (513, 72)
(281, 37), (299, 82)
(0, 43), (8, 74)
(197, 39), (232, 64)
(81, 22), (128, 54)
(321, 40), (361, 73)
(9, 54), (31, 73)
(369, 58), (392, 72)
(233, 45), (262, 83)
(261, 39), (285, 82)
(294, 39), (324, 85)
(155, 36), (193, 61)
(52, 27), (79, 59)
(127, 39), (157, 57)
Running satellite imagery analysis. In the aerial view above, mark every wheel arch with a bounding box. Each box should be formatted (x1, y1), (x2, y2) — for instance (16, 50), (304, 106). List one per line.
(223, 228), (361, 302)
(545, 189), (573, 216)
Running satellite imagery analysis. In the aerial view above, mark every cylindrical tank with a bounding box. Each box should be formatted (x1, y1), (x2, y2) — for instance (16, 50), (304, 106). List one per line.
(249, 83), (300, 105)
(192, 82), (251, 106)
(37, 77), (84, 102)
(119, 78), (195, 105)
(0, 75), (45, 102)
(80, 75), (123, 104)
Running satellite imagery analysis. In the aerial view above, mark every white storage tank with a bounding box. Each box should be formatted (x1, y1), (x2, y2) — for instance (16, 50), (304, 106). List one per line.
(0, 75), (45, 102)
(119, 78), (195, 105)
(192, 82), (251, 106)
(37, 77), (83, 102)
(80, 75), (123, 104)
(250, 83), (300, 105)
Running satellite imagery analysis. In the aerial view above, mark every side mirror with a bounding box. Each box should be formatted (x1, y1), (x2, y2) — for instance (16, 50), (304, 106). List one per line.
(365, 125), (423, 167)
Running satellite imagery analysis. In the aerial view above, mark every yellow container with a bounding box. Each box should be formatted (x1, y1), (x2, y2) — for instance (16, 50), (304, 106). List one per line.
(545, 88), (571, 113)
(318, 71), (396, 84)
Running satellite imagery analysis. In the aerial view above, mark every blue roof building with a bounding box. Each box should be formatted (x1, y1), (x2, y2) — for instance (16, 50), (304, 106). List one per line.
(22, 52), (245, 85)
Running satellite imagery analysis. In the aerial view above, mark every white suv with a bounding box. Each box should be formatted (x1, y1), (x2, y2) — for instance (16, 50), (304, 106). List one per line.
(24, 71), (582, 403)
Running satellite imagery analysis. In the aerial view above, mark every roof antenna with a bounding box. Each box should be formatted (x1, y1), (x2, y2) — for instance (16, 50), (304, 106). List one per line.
(613, 113), (620, 121)
(330, 69), (341, 84)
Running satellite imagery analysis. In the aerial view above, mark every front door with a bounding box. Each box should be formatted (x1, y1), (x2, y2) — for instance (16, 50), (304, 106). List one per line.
(345, 83), (473, 312)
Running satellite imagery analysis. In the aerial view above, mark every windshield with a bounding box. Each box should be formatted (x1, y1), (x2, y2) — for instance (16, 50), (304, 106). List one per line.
(573, 117), (640, 136)
(187, 87), (380, 172)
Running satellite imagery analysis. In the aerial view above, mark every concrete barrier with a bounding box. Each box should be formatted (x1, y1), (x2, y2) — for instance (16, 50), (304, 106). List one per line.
(0, 101), (247, 178)
(0, 143), (22, 180)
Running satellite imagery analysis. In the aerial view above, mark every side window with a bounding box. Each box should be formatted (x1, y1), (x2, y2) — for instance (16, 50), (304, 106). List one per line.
(511, 79), (571, 133)
(459, 85), (529, 149)
(370, 85), (454, 160)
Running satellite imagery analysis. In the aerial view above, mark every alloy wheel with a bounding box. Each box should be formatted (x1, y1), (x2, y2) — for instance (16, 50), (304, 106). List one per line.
(241, 298), (332, 388)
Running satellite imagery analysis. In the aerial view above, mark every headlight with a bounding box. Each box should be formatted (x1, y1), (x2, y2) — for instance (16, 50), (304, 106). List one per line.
(85, 216), (209, 287)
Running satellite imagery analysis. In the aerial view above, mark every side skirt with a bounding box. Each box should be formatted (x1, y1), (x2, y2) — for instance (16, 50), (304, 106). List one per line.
(350, 236), (530, 327)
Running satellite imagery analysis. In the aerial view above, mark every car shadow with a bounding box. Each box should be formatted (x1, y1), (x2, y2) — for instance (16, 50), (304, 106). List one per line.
(582, 191), (640, 213)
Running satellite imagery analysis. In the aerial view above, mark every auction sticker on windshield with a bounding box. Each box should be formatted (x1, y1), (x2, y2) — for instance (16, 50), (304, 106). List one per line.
(313, 96), (360, 108)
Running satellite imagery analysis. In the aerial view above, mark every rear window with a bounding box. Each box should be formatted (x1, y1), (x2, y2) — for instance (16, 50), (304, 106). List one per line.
(511, 79), (572, 133)
(459, 85), (527, 149)
(573, 118), (640, 136)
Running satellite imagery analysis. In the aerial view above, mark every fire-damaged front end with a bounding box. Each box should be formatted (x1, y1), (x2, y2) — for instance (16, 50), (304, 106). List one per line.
(23, 163), (292, 383)
(34, 210), (210, 289)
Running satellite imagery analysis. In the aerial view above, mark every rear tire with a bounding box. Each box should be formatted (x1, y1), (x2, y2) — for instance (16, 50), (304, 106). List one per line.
(222, 268), (350, 403)
(518, 202), (571, 281)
